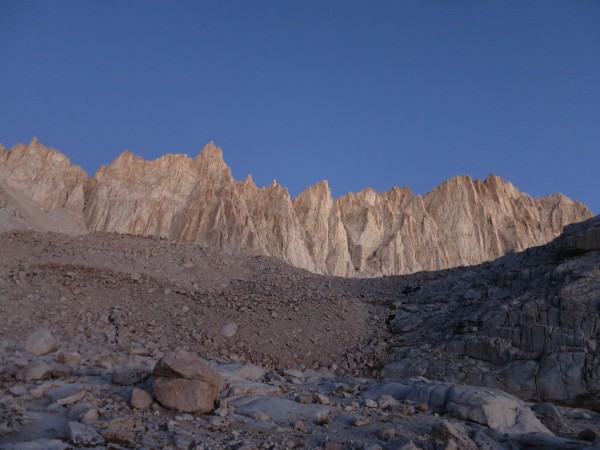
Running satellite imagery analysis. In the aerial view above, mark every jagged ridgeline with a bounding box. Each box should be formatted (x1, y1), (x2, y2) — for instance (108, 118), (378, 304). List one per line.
(0, 138), (593, 276)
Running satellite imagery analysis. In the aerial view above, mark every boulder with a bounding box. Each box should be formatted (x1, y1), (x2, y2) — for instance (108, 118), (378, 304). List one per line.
(154, 351), (221, 382)
(152, 351), (221, 413)
(153, 378), (218, 413)
(24, 328), (56, 355)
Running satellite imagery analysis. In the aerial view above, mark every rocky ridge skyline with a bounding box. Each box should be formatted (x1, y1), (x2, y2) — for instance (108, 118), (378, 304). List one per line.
(0, 138), (593, 277)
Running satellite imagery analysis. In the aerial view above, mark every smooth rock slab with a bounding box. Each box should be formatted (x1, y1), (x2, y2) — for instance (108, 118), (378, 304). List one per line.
(515, 432), (590, 450)
(45, 384), (86, 402)
(363, 378), (550, 435)
(218, 363), (267, 381)
(231, 396), (331, 425)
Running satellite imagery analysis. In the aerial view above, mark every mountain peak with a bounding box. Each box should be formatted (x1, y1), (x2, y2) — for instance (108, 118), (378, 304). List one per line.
(0, 139), (593, 277)
(196, 141), (223, 160)
(0, 138), (87, 213)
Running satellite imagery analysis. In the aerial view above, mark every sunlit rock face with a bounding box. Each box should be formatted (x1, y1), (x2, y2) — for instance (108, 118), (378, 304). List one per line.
(0, 138), (87, 212)
(335, 174), (592, 276)
(0, 139), (593, 276)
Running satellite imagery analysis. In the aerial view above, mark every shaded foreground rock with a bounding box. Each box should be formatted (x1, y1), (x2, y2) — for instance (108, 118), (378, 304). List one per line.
(383, 216), (600, 403)
(66, 421), (104, 446)
(152, 351), (222, 413)
(231, 397), (331, 425)
(1, 337), (599, 449)
(364, 378), (549, 434)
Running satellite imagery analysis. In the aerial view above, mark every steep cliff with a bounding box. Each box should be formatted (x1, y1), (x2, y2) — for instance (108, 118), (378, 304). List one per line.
(0, 138), (86, 212)
(335, 175), (592, 276)
(0, 139), (87, 233)
(0, 139), (593, 276)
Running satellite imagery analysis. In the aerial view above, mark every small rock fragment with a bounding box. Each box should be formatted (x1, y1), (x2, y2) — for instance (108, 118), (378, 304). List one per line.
(8, 386), (28, 397)
(353, 416), (371, 426)
(57, 389), (86, 405)
(66, 421), (105, 446)
(364, 398), (378, 408)
(313, 393), (330, 405)
(57, 350), (81, 367)
(376, 425), (397, 440)
(432, 420), (478, 450)
(578, 429), (597, 442)
(112, 366), (150, 385)
(17, 361), (53, 381)
(532, 402), (562, 419)
(220, 323), (238, 338)
(377, 394), (399, 409)
(130, 388), (153, 409)
(249, 411), (270, 421)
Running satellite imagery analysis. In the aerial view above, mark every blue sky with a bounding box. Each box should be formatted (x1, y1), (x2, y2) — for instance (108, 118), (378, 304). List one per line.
(1, 1), (599, 213)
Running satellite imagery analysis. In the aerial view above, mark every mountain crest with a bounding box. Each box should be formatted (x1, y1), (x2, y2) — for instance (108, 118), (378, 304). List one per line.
(0, 138), (593, 277)
(196, 141), (223, 160)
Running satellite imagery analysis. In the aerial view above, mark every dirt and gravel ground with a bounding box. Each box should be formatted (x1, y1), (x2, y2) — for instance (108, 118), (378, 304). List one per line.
(2, 230), (599, 449)
(0, 231), (394, 374)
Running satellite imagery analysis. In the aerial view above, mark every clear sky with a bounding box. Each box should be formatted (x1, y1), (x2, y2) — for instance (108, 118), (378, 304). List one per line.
(1, 1), (598, 213)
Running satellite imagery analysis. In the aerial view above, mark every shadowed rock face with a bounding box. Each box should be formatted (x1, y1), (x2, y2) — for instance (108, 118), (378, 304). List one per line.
(0, 139), (593, 276)
(382, 215), (600, 404)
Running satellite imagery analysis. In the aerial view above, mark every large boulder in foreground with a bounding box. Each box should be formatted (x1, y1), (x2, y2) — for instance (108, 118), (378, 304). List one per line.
(152, 351), (221, 413)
